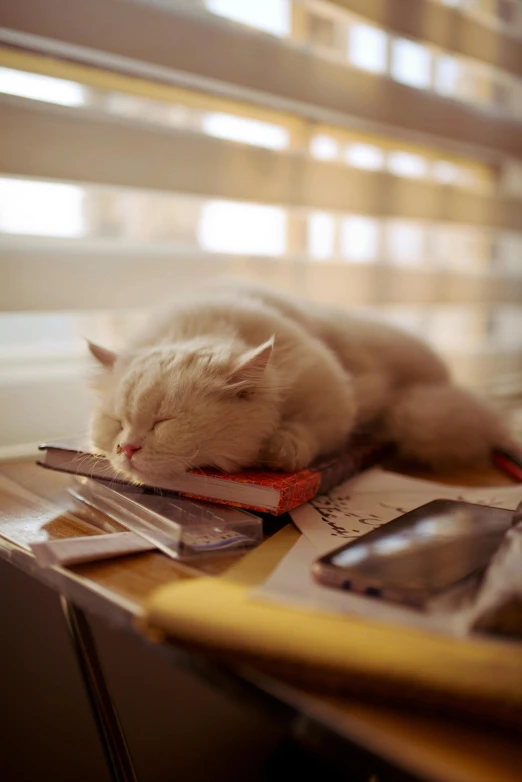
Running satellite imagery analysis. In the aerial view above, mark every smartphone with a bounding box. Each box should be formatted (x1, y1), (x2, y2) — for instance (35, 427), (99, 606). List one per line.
(312, 499), (514, 609)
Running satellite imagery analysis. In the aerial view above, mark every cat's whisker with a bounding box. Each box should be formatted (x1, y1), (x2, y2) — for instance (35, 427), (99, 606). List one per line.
(72, 453), (97, 476)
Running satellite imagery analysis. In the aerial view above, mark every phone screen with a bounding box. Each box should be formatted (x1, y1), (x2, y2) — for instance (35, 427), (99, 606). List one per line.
(315, 500), (514, 606)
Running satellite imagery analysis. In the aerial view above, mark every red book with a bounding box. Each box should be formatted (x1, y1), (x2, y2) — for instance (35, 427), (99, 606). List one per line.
(38, 436), (386, 515)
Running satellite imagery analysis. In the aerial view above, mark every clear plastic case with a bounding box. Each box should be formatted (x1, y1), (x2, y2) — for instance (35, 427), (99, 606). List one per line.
(69, 477), (263, 559)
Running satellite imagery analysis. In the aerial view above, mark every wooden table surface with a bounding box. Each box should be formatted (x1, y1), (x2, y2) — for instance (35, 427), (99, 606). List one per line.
(1, 457), (521, 782)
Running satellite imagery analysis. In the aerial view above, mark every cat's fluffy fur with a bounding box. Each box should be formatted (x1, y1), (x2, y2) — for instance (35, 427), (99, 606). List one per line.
(89, 279), (511, 483)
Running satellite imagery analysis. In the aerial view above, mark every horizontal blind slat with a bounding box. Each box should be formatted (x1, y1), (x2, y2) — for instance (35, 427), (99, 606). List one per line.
(1, 0), (521, 157)
(2, 248), (522, 311)
(1, 98), (521, 228)
(328, 0), (522, 79)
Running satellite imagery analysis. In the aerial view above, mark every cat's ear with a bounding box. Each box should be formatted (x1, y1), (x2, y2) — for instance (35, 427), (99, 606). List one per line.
(87, 341), (117, 369)
(227, 336), (274, 387)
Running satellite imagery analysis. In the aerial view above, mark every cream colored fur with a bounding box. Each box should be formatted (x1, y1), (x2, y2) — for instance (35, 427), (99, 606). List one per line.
(89, 279), (511, 483)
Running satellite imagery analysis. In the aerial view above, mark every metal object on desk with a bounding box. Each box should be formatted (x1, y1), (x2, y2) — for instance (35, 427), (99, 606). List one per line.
(467, 500), (522, 638)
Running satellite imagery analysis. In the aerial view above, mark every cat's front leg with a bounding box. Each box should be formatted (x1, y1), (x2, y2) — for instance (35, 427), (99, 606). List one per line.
(259, 422), (317, 472)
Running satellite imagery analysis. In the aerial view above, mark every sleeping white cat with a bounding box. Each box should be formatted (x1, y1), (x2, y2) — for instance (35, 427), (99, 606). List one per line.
(89, 279), (511, 484)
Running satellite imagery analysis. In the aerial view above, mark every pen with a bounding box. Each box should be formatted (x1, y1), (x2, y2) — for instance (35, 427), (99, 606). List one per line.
(492, 449), (522, 483)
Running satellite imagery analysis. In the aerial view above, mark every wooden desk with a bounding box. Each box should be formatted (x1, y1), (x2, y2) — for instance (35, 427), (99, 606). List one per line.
(1, 458), (521, 782)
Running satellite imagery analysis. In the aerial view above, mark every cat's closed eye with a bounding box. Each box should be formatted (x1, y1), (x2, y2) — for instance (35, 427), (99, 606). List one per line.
(102, 413), (122, 428)
(152, 418), (171, 430)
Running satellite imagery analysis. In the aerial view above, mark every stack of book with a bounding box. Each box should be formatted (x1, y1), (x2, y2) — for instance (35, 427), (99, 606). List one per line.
(37, 437), (385, 561)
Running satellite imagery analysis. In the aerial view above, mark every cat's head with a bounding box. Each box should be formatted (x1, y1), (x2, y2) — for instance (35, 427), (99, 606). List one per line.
(88, 336), (280, 482)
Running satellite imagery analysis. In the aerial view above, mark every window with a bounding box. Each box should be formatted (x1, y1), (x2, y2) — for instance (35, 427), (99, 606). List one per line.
(309, 135), (339, 161)
(341, 216), (379, 262)
(0, 66), (86, 106)
(205, 0), (291, 37)
(0, 65), (295, 153)
(202, 113), (289, 149)
(344, 144), (384, 170)
(387, 221), (425, 264)
(391, 39), (432, 89)
(432, 160), (459, 184)
(308, 212), (336, 259)
(348, 24), (388, 74)
(198, 201), (287, 255)
(0, 178), (85, 237)
(1, 0), (520, 451)
(104, 92), (190, 126)
(388, 152), (428, 178)
(429, 225), (490, 268)
(435, 55), (462, 96)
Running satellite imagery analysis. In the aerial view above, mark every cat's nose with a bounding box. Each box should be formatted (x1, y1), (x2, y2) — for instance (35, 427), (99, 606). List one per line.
(121, 443), (142, 460)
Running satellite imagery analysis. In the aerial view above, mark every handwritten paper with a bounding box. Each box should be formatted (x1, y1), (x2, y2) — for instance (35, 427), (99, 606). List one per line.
(255, 470), (522, 637)
(290, 468), (522, 556)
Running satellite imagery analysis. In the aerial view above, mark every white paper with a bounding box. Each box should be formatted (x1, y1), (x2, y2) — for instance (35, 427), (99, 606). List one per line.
(252, 469), (522, 638)
(290, 468), (522, 556)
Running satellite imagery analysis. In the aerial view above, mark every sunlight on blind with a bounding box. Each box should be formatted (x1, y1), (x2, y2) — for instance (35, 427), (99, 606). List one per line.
(309, 134), (339, 161)
(0, 66), (86, 105)
(308, 212), (336, 260)
(344, 144), (385, 171)
(341, 217), (380, 262)
(432, 160), (460, 184)
(202, 113), (289, 149)
(198, 201), (287, 255)
(499, 233), (522, 274)
(348, 24), (388, 73)
(134, 0), (522, 119)
(388, 151), (429, 179)
(387, 221), (426, 265)
(0, 62), (294, 152)
(0, 176), (518, 276)
(205, 0), (291, 37)
(0, 56), (501, 194)
(104, 91), (189, 126)
(435, 55), (462, 96)
(391, 39), (432, 89)
(0, 178), (85, 237)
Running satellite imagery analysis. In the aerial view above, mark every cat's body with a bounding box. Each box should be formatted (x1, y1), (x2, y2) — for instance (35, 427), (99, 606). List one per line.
(89, 279), (510, 485)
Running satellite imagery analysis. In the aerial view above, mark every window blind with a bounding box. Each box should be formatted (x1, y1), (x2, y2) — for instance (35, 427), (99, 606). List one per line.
(0, 0), (521, 453)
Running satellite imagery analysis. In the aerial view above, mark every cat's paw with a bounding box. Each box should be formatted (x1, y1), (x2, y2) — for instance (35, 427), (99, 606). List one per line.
(260, 424), (314, 472)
